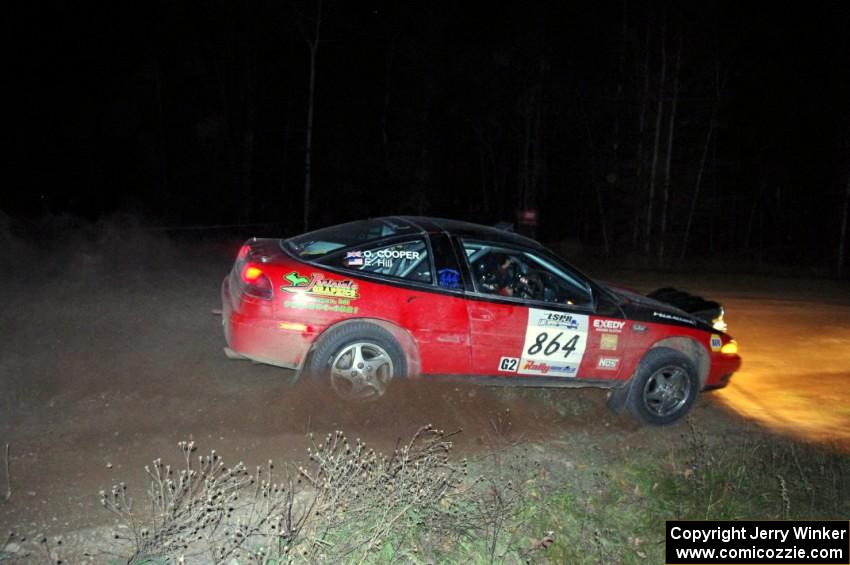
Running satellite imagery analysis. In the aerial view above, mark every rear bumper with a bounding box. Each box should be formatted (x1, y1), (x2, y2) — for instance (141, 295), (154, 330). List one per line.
(221, 277), (316, 369)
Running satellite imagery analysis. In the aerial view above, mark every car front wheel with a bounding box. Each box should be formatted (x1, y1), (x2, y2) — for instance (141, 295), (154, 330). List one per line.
(306, 322), (406, 401)
(627, 347), (699, 425)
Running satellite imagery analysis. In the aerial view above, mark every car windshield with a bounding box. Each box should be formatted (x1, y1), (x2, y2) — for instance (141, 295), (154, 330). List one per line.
(284, 219), (412, 258)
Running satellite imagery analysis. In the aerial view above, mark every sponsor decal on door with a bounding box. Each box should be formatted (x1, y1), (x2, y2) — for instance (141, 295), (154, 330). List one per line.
(518, 309), (588, 377)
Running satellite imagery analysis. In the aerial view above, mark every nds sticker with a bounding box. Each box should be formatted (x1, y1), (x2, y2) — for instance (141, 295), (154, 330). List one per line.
(710, 334), (722, 352)
(518, 309), (588, 377)
(597, 357), (620, 370)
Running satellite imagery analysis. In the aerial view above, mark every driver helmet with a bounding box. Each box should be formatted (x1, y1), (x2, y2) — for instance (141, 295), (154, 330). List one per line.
(476, 252), (514, 292)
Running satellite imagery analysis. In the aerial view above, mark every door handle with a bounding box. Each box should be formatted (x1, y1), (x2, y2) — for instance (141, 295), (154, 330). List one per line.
(436, 334), (464, 344)
(470, 309), (494, 321)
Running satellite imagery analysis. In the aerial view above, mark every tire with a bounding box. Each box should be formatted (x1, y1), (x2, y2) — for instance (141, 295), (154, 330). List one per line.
(305, 322), (406, 401)
(627, 347), (699, 425)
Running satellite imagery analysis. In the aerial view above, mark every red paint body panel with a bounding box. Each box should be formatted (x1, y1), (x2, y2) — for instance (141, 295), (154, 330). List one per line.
(618, 321), (742, 387)
(223, 257), (471, 375)
(222, 230), (741, 391)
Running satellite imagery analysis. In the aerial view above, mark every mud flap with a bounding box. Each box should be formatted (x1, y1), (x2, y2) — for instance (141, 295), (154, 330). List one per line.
(223, 347), (247, 360)
(606, 380), (632, 414)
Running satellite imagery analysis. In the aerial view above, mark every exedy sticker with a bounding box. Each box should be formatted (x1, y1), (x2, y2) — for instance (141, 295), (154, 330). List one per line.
(518, 309), (587, 377)
(593, 319), (625, 333)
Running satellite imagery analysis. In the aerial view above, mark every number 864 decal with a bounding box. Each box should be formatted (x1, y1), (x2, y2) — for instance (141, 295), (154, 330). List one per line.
(518, 309), (588, 377)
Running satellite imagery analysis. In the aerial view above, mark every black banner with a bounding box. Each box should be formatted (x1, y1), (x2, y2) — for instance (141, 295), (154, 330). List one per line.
(666, 520), (849, 564)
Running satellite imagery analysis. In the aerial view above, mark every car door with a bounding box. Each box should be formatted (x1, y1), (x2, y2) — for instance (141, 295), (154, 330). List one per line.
(458, 238), (626, 381)
(320, 235), (471, 376)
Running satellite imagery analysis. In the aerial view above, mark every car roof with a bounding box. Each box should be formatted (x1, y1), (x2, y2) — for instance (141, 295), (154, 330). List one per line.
(390, 216), (545, 250)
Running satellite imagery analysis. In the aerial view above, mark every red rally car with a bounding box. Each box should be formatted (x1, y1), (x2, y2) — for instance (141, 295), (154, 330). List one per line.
(221, 217), (741, 425)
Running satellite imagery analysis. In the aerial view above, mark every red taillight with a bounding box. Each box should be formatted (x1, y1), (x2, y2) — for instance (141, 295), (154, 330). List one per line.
(243, 266), (263, 282)
(239, 264), (273, 300)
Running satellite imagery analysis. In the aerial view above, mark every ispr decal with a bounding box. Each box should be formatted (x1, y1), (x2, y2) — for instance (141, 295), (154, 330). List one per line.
(518, 309), (588, 377)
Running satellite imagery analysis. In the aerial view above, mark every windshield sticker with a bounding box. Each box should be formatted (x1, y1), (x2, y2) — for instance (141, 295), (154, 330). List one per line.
(519, 309), (588, 377)
(345, 249), (420, 269)
(345, 251), (364, 266)
(438, 268), (460, 289)
(600, 333), (618, 351)
(710, 335), (722, 351)
(281, 271), (360, 300)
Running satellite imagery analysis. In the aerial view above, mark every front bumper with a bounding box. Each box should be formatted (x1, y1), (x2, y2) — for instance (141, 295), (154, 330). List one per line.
(705, 352), (742, 389)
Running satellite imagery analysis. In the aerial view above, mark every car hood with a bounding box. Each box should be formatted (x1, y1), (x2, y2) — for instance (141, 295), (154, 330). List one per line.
(602, 284), (710, 330)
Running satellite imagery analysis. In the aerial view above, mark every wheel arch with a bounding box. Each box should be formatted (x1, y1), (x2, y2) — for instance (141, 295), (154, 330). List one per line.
(293, 317), (421, 383)
(649, 336), (710, 388)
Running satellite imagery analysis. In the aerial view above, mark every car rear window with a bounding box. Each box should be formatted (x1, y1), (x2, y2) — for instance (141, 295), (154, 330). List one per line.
(283, 219), (413, 258)
(324, 239), (433, 284)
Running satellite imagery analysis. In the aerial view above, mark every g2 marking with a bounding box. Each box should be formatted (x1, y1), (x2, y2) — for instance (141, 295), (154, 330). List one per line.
(498, 357), (519, 373)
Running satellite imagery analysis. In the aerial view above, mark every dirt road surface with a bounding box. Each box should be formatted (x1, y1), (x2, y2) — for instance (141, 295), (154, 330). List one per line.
(1, 239), (849, 555)
(606, 271), (850, 448)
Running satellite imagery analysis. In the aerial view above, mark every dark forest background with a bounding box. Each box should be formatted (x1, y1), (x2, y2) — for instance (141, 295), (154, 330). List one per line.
(7, 1), (850, 276)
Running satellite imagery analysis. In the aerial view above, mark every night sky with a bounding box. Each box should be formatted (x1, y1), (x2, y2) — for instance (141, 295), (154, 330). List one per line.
(8, 1), (850, 273)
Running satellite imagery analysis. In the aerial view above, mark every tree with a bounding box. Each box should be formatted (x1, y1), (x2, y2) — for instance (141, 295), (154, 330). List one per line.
(296, 0), (324, 231)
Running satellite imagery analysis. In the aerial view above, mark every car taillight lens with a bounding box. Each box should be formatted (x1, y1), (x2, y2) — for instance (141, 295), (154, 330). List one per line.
(240, 264), (273, 300)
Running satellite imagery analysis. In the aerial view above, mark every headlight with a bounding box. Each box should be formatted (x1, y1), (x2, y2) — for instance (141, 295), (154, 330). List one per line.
(720, 340), (738, 355)
(711, 306), (727, 332)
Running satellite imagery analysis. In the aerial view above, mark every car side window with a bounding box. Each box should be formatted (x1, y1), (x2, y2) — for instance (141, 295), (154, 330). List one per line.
(331, 240), (432, 284)
(462, 240), (592, 306)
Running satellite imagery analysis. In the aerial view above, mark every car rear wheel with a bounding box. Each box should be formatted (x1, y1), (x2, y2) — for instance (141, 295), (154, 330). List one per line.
(306, 322), (406, 401)
(627, 347), (698, 425)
